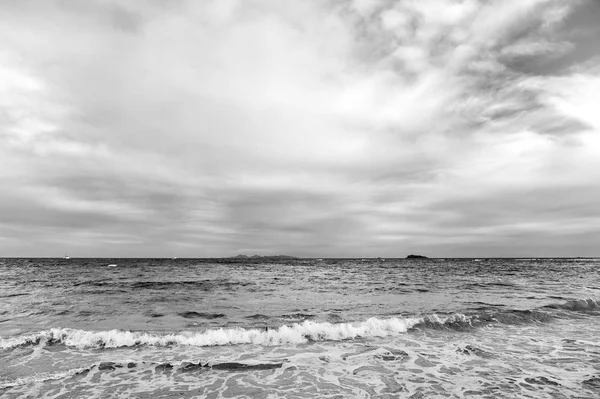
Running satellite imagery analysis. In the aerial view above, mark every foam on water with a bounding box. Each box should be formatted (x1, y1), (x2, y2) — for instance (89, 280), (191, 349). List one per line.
(3, 318), (600, 399)
(0, 368), (89, 389)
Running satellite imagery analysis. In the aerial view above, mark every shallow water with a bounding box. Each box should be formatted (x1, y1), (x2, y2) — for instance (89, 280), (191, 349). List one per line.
(1, 258), (599, 398)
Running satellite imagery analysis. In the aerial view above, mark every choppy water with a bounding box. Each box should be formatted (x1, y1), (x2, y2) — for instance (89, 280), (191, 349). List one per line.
(1, 257), (599, 398)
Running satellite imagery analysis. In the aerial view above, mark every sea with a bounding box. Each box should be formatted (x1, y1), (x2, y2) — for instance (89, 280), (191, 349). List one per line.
(1, 257), (599, 398)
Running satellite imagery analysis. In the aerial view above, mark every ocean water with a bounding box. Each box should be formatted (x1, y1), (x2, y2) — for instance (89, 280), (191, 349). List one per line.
(1, 258), (599, 398)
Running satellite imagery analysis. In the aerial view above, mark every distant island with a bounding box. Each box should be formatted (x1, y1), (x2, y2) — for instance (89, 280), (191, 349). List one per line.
(406, 254), (428, 259)
(213, 254), (301, 264)
(233, 254), (298, 259)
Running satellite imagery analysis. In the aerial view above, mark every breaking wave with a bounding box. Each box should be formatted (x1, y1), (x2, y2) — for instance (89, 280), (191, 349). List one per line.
(1, 317), (420, 350)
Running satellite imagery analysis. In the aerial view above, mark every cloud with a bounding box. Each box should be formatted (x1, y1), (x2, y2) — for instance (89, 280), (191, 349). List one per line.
(1, 0), (599, 257)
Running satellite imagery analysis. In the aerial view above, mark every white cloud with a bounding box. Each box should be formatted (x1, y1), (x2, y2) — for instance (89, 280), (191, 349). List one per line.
(544, 74), (600, 130)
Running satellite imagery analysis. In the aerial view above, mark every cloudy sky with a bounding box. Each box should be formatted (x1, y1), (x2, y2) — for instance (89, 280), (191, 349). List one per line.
(1, 0), (600, 258)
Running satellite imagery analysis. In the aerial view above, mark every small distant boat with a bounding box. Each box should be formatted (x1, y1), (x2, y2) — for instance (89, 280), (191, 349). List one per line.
(63, 253), (70, 260)
(108, 264), (117, 267)
(172, 256), (177, 260)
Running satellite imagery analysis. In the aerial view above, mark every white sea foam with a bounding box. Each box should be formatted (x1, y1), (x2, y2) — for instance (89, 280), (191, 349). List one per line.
(0, 368), (88, 389)
(1, 317), (422, 350)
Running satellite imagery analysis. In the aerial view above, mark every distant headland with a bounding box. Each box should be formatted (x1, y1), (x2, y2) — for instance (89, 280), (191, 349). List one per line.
(406, 254), (429, 259)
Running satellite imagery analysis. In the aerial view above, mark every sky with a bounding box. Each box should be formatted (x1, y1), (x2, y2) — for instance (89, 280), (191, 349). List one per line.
(1, 0), (600, 258)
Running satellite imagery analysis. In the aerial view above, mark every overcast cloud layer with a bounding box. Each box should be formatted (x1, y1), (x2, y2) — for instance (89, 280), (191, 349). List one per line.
(1, 0), (600, 258)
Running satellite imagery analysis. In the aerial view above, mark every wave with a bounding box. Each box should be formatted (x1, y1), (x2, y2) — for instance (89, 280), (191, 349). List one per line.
(0, 293), (29, 298)
(1, 317), (421, 350)
(544, 298), (600, 312)
(130, 279), (252, 291)
(178, 312), (226, 319)
(72, 279), (254, 291)
(279, 313), (315, 321)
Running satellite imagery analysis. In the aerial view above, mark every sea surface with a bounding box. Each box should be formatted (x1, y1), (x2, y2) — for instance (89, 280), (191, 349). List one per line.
(1, 257), (599, 398)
